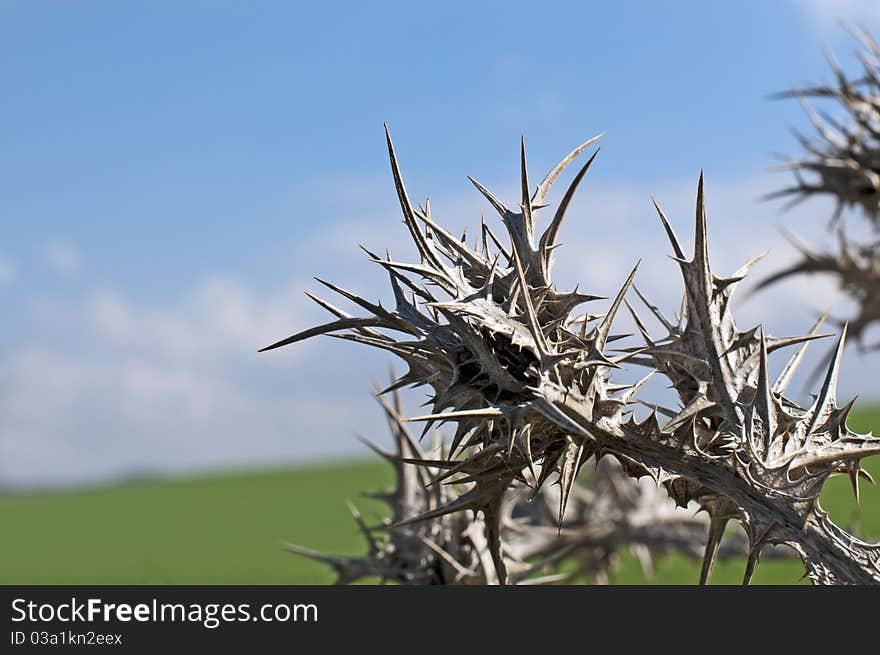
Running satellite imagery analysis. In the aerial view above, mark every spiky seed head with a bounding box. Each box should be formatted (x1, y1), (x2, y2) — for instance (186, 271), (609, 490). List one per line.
(266, 129), (880, 584)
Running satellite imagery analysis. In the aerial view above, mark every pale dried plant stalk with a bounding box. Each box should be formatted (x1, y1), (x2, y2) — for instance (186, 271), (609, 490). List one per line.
(761, 26), (880, 349)
(287, 389), (760, 585)
(264, 126), (880, 584)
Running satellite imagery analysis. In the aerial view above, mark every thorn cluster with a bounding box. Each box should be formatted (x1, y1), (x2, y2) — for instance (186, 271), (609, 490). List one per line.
(762, 26), (880, 348)
(265, 126), (880, 584)
(288, 389), (765, 584)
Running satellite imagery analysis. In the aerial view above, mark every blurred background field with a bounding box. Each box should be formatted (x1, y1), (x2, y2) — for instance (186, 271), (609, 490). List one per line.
(2, 408), (877, 585)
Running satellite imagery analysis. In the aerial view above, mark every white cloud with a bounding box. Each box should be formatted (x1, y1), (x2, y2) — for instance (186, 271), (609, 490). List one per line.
(43, 240), (83, 276)
(794, 0), (880, 30)
(0, 255), (15, 287)
(0, 193), (429, 488)
(0, 265), (396, 488)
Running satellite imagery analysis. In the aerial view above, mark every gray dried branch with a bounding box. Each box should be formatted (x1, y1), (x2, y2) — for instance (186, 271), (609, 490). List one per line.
(265, 127), (880, 584)
(768, 27), (880, 226)
(754, 230), (880, 351)
(761, 27), (880, 344)
(286, 390), (761, 585)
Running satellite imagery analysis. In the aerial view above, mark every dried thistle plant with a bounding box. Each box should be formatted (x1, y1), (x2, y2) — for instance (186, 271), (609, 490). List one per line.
(761, 27), (880, 349)
(286, 389), (760, 585)
(264, 127), (880, 584)
(754, 229), (880, 351)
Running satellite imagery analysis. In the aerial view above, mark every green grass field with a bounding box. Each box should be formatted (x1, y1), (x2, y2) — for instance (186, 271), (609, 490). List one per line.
(2, 408), (878, 585)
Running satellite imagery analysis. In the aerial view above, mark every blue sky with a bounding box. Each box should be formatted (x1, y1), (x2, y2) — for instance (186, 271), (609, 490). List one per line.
(1, 0), (879, 486)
